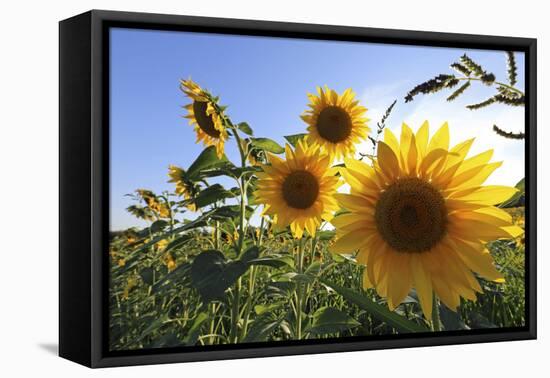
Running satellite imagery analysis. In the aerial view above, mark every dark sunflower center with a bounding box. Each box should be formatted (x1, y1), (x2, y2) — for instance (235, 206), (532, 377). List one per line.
(193, 101), (220, 138)
(375, 178), (447, 253)
(316, 106), (352, 143)
(282, 170), (319, 209)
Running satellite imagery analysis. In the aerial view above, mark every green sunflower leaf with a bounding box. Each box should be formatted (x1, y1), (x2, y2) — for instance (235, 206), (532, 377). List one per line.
(307, 306), (361, 335)
(237, 122), (254, 135)
(151, 262), (192, 294)
(249, 138), (285, 154)
(190, 246), (260, 302)
(184, 312), (209, 346)
(321, 279), (431, 333)
(186, 146), (230, 180)
(139, 267), (154, 286)
(192, 184), (236, 208)
(243, 312), (283, 342)
(284, 133), (308, 147)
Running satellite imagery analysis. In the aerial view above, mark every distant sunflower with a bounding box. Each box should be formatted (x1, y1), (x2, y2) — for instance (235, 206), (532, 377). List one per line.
(137, 189), (170, 218)
(164, 253), (177, 272)
(331, 121), (523, 318)
(181, 79), (228, 158)
(156, 239), (169, 251)
(168, 165), (196, 211)
(301, 86), (369, 160)
(255, 140), (340, 238)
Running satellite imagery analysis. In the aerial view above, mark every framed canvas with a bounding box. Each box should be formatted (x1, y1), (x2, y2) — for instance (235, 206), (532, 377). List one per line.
(59, 10), (537, 368)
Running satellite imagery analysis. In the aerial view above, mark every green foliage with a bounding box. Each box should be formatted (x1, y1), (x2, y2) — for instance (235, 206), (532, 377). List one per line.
(249, 138), (285, 154)
(192, 184), (237, 209)
(404, 74), (459, 103)
(446, 81), (471, 102)
(466, 97), (497, 110)
(187, 146), (230, 180)
(365, 99), (397, 158)
(307, 307), (361, 335)
(506, 51), (518, 86)
(404, 52), (525, 140)
(237, 122), (254, 136)
(284, 133), (308, 147)
(321, 280), (430, 333)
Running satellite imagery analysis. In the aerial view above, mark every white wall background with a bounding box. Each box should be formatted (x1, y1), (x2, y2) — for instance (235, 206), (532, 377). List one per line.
(0, 0), (546, 376)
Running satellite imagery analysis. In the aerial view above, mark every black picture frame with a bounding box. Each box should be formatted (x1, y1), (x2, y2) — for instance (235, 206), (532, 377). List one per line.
(59, 9), (537, 368)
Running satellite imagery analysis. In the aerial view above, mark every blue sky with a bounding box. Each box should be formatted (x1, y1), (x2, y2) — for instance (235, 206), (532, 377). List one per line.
(110, 27), (525, 230)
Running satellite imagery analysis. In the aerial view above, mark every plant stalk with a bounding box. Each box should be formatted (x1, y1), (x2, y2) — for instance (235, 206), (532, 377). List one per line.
(296, 238), (306, 340)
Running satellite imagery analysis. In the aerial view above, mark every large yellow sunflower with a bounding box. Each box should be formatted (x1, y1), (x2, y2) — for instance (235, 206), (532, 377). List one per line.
(301, 86), (369, 161)
(255, 140), (341, 238)
(331, 121), (523, 319)
(181, 79), (228, 158)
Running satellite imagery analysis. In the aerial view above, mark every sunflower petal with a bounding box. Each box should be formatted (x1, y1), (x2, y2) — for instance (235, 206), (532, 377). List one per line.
(449, 238), (504, 282)
(454, 186), (518, 205)
(377, 141), (400, 182)
(427, 122), (449, 153)
(331, 231), (368, 253)
(384, 128), (400, 156)
(411, 255), (433, 319)
(416, 121), (429, 158)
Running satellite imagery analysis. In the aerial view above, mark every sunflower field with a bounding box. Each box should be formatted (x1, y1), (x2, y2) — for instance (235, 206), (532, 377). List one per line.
(109, 53), (526, 351)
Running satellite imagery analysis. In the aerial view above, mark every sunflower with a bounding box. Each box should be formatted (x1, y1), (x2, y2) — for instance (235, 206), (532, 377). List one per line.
(137, 189), (170, 218)
(155, 239), (169, 251)
(254, 140), (341, 238)
(331, 121), (523, 318)
(163, 253), (177, 272)
(181, 79), (228, 158)
(301, 86), (369, 161)
(168, 165), (197, 211)
(124, 229), (139, 245)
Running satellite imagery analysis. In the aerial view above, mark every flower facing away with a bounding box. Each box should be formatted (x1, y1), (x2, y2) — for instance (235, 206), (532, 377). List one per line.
(301, 86), (369, 161)
(181, 79), (228, 158)
(136, 189), (170, 219)
(163, 253), (177, 272)
(254, 140), (341, 238)
(330, 121), (524, 318)
(168, 165), (197, 211)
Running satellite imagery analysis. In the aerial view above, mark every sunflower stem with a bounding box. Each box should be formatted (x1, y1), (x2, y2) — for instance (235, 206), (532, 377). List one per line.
(455, 77), (524, 96)
(431, 294), (442, 332)
(296, 237), (306, 340)
(208, 302), (216, 345)
(229, 277), (241, 343)
(228, 121), (249, 343)
(214, 219), (220, 250)
(162, 193), (175, 237)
